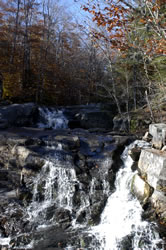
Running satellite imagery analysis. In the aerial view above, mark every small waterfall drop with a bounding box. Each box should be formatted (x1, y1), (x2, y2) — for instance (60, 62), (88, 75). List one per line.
(87, 140), (164, 250)
(0, 130), (165, 249)
(27, 157), (78, 228)
(38, 107), (68, 129)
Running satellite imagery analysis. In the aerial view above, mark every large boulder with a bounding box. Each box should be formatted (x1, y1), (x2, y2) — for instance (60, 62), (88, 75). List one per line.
(149, 123), (166, 149)
(0, 103), (38, 128)
(136, 148), (166, 221)
(63, 104), (115, 130)
(131, 174), (153, 204)
(113, 116), (129, 132)
(138, 149), (166, 189)
(77, 110), (113, 129)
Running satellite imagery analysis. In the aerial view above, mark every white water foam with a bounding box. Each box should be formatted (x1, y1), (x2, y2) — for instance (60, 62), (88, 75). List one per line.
(88, 140), (164, 250)
(38, 107), (68, 129)
(27, 159), (78, 225)
(0, 237), (10, 246)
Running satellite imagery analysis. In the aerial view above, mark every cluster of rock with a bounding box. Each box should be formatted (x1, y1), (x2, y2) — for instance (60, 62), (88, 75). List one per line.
(0, 102), (118, 131)
(0, 128), (133, 248)
(0, 102), (166, 247)
(130, 124), (166, 230)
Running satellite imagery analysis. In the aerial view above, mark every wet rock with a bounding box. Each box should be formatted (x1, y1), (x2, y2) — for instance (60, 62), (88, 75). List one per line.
(12, 146), (45, 170)
(118, 234), (134, 250)
(128, 147), (141, 162)
(0, 103), (38, 129)
(113, 116), (129, 132)
(131, 162), (138, 172)
(0, 125), (133, 249)
(90, 199), (107, 224)
(63, 104), (116, 130)
(151, 191), (166, 221)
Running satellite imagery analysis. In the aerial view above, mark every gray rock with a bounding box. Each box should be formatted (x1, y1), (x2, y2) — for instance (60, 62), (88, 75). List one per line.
(131, 174), (153, 204)
(0, 103), (38, 128)
(0, 126), (133, 248)
(113, 116), (129, 132)
(149, 123), (166, 149)
(138, 148), (166, 221)
(128, 147), (141, 162)
(63, 104), (115, 130)
(138, 149), (166, 189)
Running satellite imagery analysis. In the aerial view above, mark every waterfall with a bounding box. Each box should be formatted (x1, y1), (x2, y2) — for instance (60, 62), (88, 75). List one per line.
(27, 157), (78, 228)
(86, 140), (164, 250)
(0, 130), (164, 249)
(27, 151), (111, 231)
(26, 140), (163, 249)
(37, 107), (68, 129)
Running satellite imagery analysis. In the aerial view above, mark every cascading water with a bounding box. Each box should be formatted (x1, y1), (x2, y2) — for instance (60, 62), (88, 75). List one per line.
(25, 139), (164, 249)
(27, 159), (78, 226)
(37, 107), (68, 129)
(0, 106), (165, 249)
(27, 152), (111, 231)
(86, 140), (164, 250)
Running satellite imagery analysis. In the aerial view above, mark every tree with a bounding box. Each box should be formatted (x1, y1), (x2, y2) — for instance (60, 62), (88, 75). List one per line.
(83, 0), (166, 113)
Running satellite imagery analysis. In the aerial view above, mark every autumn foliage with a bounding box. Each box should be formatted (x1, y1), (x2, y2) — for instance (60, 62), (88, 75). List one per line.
(0, 0), (165, 110)
(83, 0), (166, 114)
(83, 0), (166, 55)
(0, 0), (102, 105)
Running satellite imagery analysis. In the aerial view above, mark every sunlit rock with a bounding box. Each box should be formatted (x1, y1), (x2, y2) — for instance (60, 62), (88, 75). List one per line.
(131, 174), (153, 204)
(138, 148), (166, 221)
(149, 123), (166, 149)
(138, 149), (166, 189)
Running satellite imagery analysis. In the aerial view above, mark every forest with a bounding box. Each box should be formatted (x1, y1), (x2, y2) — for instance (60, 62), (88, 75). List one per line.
(0, 0), (165, 114)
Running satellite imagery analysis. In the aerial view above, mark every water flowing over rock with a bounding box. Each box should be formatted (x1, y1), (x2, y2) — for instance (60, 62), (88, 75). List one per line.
(83, 141), (164, 250)
(0, 125), (133, 249)
(0, 107), (165, 249)
(38, 107), (68, 129)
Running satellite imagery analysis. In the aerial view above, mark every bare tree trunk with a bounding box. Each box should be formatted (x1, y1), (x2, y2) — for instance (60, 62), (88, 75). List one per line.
(23, 0), (31, 88)
(145, 90), (155, 122)
(10, 0), (21, 65)
(133, 65), (137, 110)
(109, 62), (122, 116)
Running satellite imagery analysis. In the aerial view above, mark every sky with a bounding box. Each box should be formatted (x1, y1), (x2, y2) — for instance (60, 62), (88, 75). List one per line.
(61, 0), (89, 22)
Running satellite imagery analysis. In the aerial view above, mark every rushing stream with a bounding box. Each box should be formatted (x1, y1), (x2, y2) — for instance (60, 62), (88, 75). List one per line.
(0, 107), (165, 249)
(86, 141), (164, 250)
(27, 141), (164, 249)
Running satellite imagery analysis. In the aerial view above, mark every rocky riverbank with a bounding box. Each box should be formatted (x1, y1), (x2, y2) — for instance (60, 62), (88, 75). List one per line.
(0, 102), (166, 249)
(0, 126), (134, 249)
(130, 124), (166, 241)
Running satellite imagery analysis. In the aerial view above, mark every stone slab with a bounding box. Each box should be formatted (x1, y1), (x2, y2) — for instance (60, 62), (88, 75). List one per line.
(131, 174), (152, 203)
(138, 148), (166, 189)
(149, 123), (166, 149)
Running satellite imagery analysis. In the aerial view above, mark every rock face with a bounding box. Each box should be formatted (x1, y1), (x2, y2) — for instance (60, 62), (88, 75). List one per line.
(0, 103), (117, 131)
(149, 123), (166, 149)
(0, 103), (38, 129)
(131, 174), (153, 204)
(137, 148), (166, 221)
(131, 124), (166, 225)
(113, 116), (129, 132)
(63, 104), (116, 130)
(0, 127), (132, 249)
